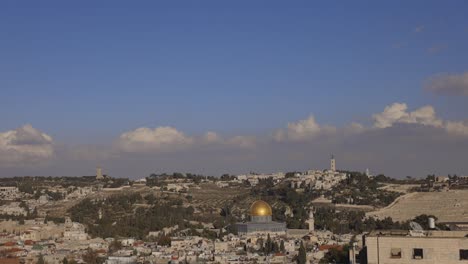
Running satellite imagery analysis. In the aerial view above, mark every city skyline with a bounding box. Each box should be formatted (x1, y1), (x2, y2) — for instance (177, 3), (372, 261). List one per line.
(1, 1), (468, 178)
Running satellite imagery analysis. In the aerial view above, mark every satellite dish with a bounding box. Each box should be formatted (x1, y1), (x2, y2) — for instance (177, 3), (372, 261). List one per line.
(410, 221), (424, 231)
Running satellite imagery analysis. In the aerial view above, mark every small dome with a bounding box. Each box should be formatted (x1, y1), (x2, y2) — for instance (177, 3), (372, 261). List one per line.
(250, 200), (272, 216)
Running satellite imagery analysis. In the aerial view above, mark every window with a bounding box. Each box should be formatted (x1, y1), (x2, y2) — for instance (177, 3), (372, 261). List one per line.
(390, 248), (401, 258)
(413, 248), (423, 259)
(460, 249), (468, 260)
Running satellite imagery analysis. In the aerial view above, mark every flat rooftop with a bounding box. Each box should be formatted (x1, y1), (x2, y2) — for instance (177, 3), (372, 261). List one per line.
(367, 230), (468, 238)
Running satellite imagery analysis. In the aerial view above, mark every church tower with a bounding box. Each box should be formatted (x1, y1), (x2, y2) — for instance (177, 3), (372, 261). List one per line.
(330, 155), (336, 172)
(96, 166), (104, 180)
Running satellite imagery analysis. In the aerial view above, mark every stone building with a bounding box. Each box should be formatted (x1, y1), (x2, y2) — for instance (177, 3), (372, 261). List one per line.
(361, 230), (468, 264)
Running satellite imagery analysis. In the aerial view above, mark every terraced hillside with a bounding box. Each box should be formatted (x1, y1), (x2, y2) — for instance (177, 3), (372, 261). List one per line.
(366, 190), (468, 222)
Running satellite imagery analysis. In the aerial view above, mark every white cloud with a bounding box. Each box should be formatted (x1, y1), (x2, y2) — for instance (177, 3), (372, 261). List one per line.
(274, 115), (336, 142)
(373, 103), (409, 128)
(373, 102), (468, 137)
(203, 131), (222, 143)
(118, 126), (193, 152)
(406, 105), (443, 127)
(445, 121), (468, 137)
(344, 122), (367, 134)
(425, 72), (468, 96)
(118, 126), (258, 152)
(373, 103), (442, 129)
(0, 124), (54, 166)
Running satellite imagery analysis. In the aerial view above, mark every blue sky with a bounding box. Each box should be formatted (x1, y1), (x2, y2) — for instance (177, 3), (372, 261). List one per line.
(1, 1), (468, 178)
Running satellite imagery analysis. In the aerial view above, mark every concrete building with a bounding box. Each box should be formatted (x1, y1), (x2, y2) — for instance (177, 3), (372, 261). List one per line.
(435, 176), (449, 183)
(236, 200), (286, 236)
(0, 202), (27, 216)
(0, 187), (21, 200)
(361, 230), (468, 264)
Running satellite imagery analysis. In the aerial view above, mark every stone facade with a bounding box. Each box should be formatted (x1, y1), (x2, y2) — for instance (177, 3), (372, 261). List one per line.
(363, 230), (468, 264)
(236, 221), (286, 235)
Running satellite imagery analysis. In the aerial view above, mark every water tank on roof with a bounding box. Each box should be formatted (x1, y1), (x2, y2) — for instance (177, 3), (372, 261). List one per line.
(429, 217), (436, 229)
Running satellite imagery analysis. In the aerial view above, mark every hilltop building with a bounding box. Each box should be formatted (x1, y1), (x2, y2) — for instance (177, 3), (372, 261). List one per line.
(96, 166), (104, 180)
(330, 155), (336, 172)
(236, 200), (286, 236)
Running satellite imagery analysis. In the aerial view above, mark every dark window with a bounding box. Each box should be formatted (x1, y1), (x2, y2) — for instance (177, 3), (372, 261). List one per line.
(390, 248), (401, 258)
(413, 248), (423, 259)
(460, 249), (468, 260)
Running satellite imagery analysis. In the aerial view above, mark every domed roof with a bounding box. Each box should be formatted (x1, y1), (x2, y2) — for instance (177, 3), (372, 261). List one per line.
(250, 200), (272, 216)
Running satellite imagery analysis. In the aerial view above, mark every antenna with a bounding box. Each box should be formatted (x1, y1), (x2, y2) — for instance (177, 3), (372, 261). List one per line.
(409, 221), (425, 236)
(410, 221), (423, 231)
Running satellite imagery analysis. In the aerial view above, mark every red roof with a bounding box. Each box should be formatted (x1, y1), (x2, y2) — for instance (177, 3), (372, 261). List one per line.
(24, 240), (34, 245)
(0, 259), (20, 264)
(3, 242), (16, 247)
(4, 248), (23, 253)
(319, 245), (343, 251)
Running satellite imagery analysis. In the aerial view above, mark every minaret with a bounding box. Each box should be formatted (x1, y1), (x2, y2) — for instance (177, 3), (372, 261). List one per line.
(330, 155), (336, 172)
(96, 166), (104, 180)
(306, 207), (315, 231)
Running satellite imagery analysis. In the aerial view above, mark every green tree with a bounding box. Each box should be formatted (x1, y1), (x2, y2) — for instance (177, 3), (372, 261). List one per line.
(265, 233), (272, 254)
(273, 241), (279, 253)
(297, 241), (306, 264)
(158, 235), (171, 246)
(320, 245), (349, 264)
(82, 248), (99, 264)
(108, 240), (122, 254)
(37, 254), (46, 264)
(62, 258), (68, 264)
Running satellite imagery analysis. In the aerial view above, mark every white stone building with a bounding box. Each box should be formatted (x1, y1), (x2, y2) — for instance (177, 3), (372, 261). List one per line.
(362, 230), (468, 264)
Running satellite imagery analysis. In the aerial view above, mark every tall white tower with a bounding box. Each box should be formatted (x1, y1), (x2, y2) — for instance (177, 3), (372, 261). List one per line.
(306, 206), (315, 231)
(330, 155), (336, 172)
(96, 166), (104, 180)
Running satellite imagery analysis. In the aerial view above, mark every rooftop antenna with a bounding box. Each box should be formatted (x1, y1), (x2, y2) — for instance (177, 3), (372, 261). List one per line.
(409, 221), (425, 236)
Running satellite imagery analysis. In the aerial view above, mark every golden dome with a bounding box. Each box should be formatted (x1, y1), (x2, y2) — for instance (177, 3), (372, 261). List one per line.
(250, 200), (272, 216)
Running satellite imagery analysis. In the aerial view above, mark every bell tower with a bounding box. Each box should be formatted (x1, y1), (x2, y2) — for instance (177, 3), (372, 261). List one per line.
(330, 155), (336, 172)
(96, 166), (104, 180)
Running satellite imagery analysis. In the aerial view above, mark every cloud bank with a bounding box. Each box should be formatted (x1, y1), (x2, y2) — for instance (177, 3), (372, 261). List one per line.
(1, 102), (467, 178)
(372, 103), (442, 129)
(274, 115), (336, 142)
(0, 125), (54, 166)
(118, 126), (193, 152)
(372, 102), (468, 136)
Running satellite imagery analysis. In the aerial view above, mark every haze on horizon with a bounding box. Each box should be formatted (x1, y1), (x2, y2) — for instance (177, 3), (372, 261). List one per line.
(1, 1), (468, 179)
